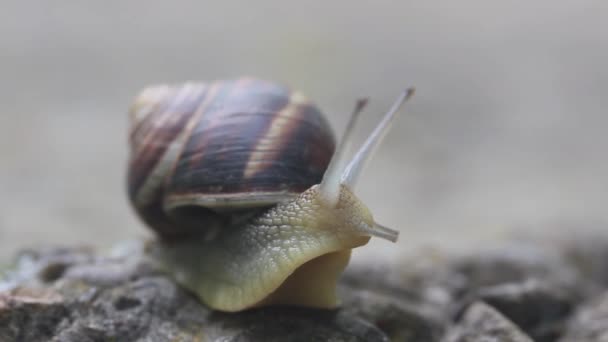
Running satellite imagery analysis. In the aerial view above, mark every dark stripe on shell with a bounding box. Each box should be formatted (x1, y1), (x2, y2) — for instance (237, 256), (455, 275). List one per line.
(168, 79), (290, 196)
(127, 84), (207, 200)
(127, 78), (336, 236)
(251, 102), (335, 193)
(165, 80), (335, 211)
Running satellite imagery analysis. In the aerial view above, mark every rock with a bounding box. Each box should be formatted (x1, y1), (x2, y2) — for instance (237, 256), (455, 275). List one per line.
(442, 301), (534, 342)
(340, 259), (450, 342)
(210, 307), (389, 342)
(339, 286), (446, 342)
(2, 229), (608, 341)
(450, 243), (582, 295)
(559, 291), (608, 342)
(0, 243), (390, 341)
(0, 287), (67, 342)
(474, 279), (577, 341)
(536, 228), (608, 287)
(342, 253), (458, 310)
(374, 242), (587, 324)
(0, 246), (98, 292)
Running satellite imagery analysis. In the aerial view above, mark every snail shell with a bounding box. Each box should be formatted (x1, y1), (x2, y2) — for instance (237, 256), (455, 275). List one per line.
(128, 78), (335, 237)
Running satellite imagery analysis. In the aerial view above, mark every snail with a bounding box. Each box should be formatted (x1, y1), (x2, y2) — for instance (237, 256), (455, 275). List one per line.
(127, 78), (414, 312)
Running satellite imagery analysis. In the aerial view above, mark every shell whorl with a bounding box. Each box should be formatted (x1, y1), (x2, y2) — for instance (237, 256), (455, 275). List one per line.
(127, 78), (336, 237)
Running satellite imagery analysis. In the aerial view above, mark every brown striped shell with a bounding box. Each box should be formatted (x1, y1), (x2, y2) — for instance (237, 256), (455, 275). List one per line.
(127, 78), (336, 237)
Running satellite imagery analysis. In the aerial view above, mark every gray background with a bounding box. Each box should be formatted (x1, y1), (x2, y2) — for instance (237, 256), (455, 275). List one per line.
(1, 1), (606, 263)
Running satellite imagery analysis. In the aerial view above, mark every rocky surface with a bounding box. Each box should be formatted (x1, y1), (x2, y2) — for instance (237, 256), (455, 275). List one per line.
(559, 291), (608, 342)
(442, 301), (533, 342)
(1, 231), (608, 341)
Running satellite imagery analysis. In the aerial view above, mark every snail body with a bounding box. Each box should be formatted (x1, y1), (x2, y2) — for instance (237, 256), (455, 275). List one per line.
(127, 78), (413, 312)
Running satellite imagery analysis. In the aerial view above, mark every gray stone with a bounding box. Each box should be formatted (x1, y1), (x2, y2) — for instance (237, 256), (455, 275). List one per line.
(339, 286), (446, 342)
(0, 287), (68, 342)
(559, 291), (608, 342)
(475, 279), (577, 341)
(443, 301), (534, 342)
(3, 230), (608, 341)
(0, 245), (390, 342)
(450, 243), (581, 294)
(535, 229), (608, 288)
(210, 307), (389, 342)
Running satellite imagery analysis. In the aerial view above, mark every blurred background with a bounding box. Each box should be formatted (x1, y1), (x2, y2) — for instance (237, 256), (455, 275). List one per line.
(0, 1), (606, 263)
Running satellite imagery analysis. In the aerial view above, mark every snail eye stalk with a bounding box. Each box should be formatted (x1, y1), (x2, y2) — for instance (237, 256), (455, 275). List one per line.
(319, 98), (368, 206)
(341, 88), (415, 189)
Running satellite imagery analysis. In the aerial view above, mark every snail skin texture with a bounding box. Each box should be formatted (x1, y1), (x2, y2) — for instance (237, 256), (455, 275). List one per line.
(127, 78), (414, 312)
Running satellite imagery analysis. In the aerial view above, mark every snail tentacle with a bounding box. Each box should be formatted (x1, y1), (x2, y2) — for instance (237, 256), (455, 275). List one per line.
(318, 98), (368, 206)
(341, 88), (415, 188)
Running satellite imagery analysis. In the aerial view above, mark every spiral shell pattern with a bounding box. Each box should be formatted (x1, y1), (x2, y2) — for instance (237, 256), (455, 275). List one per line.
(127, 78), (336, 237)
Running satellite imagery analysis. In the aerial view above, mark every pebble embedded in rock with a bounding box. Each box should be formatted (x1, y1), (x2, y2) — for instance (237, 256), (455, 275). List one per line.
(339, 286), (446, 342)
(474, 278), (578, 341)
(559, 290), (608, 342)
(442, 301), (534, 342)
